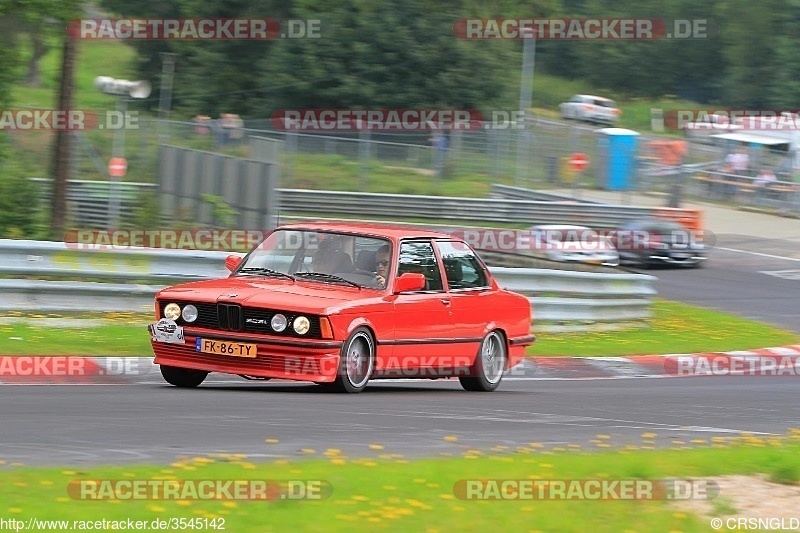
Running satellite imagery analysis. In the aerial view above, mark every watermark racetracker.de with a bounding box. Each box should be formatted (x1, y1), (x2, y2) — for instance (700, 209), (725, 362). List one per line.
(68, 479), (331, 500)
(62, 228), (716, 253)
(68, 18), (323, 40)
(665, 109), (800, 131)
(453, 18), (711, 40)
(453, 478), (719, 500)
(0, 110), (138, 131)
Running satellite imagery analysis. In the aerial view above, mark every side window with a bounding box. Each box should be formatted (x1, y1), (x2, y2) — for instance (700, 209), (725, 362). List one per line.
(398, 241), (443, 291)
(436, 241), (489, 290)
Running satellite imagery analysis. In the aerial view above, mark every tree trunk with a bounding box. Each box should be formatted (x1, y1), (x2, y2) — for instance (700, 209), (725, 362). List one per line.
(50, 37), (76, 238)
(25, 33), (48, 87)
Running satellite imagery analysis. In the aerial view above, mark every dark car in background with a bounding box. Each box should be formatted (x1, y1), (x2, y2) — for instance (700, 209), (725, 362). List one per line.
(613, 218), (708, 269)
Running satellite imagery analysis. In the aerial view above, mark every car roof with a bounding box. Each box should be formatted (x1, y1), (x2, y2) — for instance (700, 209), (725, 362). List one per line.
(576, 94), (614, 101)
(276, 221), (454, 240)
(531, 224), (592, 231)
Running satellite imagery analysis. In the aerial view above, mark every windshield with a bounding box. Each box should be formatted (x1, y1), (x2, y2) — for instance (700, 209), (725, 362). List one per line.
(238, 229), (391, 288)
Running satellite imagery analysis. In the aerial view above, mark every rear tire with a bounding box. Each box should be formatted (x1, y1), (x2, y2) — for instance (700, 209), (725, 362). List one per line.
(460, 331), (506, 392)
(160, 365), (208, 388)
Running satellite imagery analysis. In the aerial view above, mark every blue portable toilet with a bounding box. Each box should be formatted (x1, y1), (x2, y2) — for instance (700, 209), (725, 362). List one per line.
(596, 128), (640, 191)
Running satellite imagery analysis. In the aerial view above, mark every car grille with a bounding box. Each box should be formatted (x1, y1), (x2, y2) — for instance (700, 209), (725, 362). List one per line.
(159, 301), (322, 339)
(217, 303), (243, 331)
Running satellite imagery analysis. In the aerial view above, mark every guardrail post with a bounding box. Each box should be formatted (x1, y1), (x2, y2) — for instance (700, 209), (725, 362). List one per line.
(358, 127), (371, 187)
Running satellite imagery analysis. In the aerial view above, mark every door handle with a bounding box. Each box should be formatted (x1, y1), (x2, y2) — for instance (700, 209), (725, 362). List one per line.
(440, 298), (451, 306)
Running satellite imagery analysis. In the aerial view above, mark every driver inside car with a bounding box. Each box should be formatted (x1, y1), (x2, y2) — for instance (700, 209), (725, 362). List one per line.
(374, 244), (391, 288)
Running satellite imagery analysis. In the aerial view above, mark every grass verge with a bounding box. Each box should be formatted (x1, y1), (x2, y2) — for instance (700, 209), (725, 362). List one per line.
(530, 300), (799, 357)
(1, 433), (799, 532)
(0, 300), (797, 357)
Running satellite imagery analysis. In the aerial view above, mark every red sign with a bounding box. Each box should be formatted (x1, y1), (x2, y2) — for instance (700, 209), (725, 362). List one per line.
(569, 152), (589, 171)
(108, 157), (127, 177)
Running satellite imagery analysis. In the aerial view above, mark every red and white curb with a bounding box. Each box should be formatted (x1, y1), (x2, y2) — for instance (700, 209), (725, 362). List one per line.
(1, 346), (799, 384)
(523, 345), (800, 380)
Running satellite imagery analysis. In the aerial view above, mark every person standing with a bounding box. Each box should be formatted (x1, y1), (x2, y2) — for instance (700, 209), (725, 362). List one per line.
(430, 130), (448, 177)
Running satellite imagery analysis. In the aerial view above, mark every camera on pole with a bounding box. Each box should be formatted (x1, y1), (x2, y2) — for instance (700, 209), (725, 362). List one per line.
(94, 75), (151, 229)
(93, 76), (152, 99)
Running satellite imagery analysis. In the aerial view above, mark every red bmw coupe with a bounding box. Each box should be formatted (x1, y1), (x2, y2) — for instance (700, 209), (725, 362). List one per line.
(149, 222), (535, 393)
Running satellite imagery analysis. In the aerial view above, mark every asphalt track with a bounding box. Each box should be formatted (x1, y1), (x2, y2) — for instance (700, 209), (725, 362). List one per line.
(0, 376), (797, 466)
(2, 232), (799, 466)
(637, 234), (800, 333)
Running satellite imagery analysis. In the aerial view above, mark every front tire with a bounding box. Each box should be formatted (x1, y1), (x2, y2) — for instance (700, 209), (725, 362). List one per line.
(332, 327), (375, 393)
(160, 365), (208, 388)
(460, 331), (506, 392)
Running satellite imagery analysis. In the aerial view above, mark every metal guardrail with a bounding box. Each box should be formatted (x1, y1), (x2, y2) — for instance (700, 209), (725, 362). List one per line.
(0, 240), (656, 328)
(491, 267), (656, 327)
(490, 184), (601, 204)
(0, 240), (231, 284)
(275, 188), (699, 229)
(28, 175), (703, 230)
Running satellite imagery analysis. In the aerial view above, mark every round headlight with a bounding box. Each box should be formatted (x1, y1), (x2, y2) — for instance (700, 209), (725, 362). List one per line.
(271, 313), (288, 332)
(163, 303), (181, 320)
(293, 316), (310, 335)
(181, 304), (198, 323)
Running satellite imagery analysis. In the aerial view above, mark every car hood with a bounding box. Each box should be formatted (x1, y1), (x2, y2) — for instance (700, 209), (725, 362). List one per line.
(156, 277), (380, 314)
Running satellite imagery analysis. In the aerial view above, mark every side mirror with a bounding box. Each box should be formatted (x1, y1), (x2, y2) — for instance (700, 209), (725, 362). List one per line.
(225, 255), (243, 272)
(394, 272), (426, 293)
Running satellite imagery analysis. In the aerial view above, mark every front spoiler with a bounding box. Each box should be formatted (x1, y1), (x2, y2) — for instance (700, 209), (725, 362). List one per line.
(151, 329), (343, 383)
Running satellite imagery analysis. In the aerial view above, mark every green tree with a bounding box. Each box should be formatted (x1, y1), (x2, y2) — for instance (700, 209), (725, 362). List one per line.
(767, 0), (800, 108)
(544, 0), (721, 101)
(715, 0), (784, 108)
(99, 0), (290, 115)
(256, 0), (523, 113)
(0, 0), (82, 86)
(98, 0), (562, 114)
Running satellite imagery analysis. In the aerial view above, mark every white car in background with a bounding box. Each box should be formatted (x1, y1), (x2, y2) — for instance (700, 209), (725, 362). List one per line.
(529, 224), (619, 267)
(559, 94), (621, 124)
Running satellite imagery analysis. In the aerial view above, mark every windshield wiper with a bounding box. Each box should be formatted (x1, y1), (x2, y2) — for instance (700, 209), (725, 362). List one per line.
(294, 272), (362, 288)
(238, 267), (295, 281)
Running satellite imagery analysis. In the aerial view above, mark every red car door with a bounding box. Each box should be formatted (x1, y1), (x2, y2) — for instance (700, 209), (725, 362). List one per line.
(388, 240), (458, 375)
(434, 240), (493, 361)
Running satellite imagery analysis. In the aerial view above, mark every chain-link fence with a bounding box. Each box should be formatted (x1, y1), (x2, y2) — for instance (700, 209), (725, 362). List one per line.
(16, 114), (800, 226)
